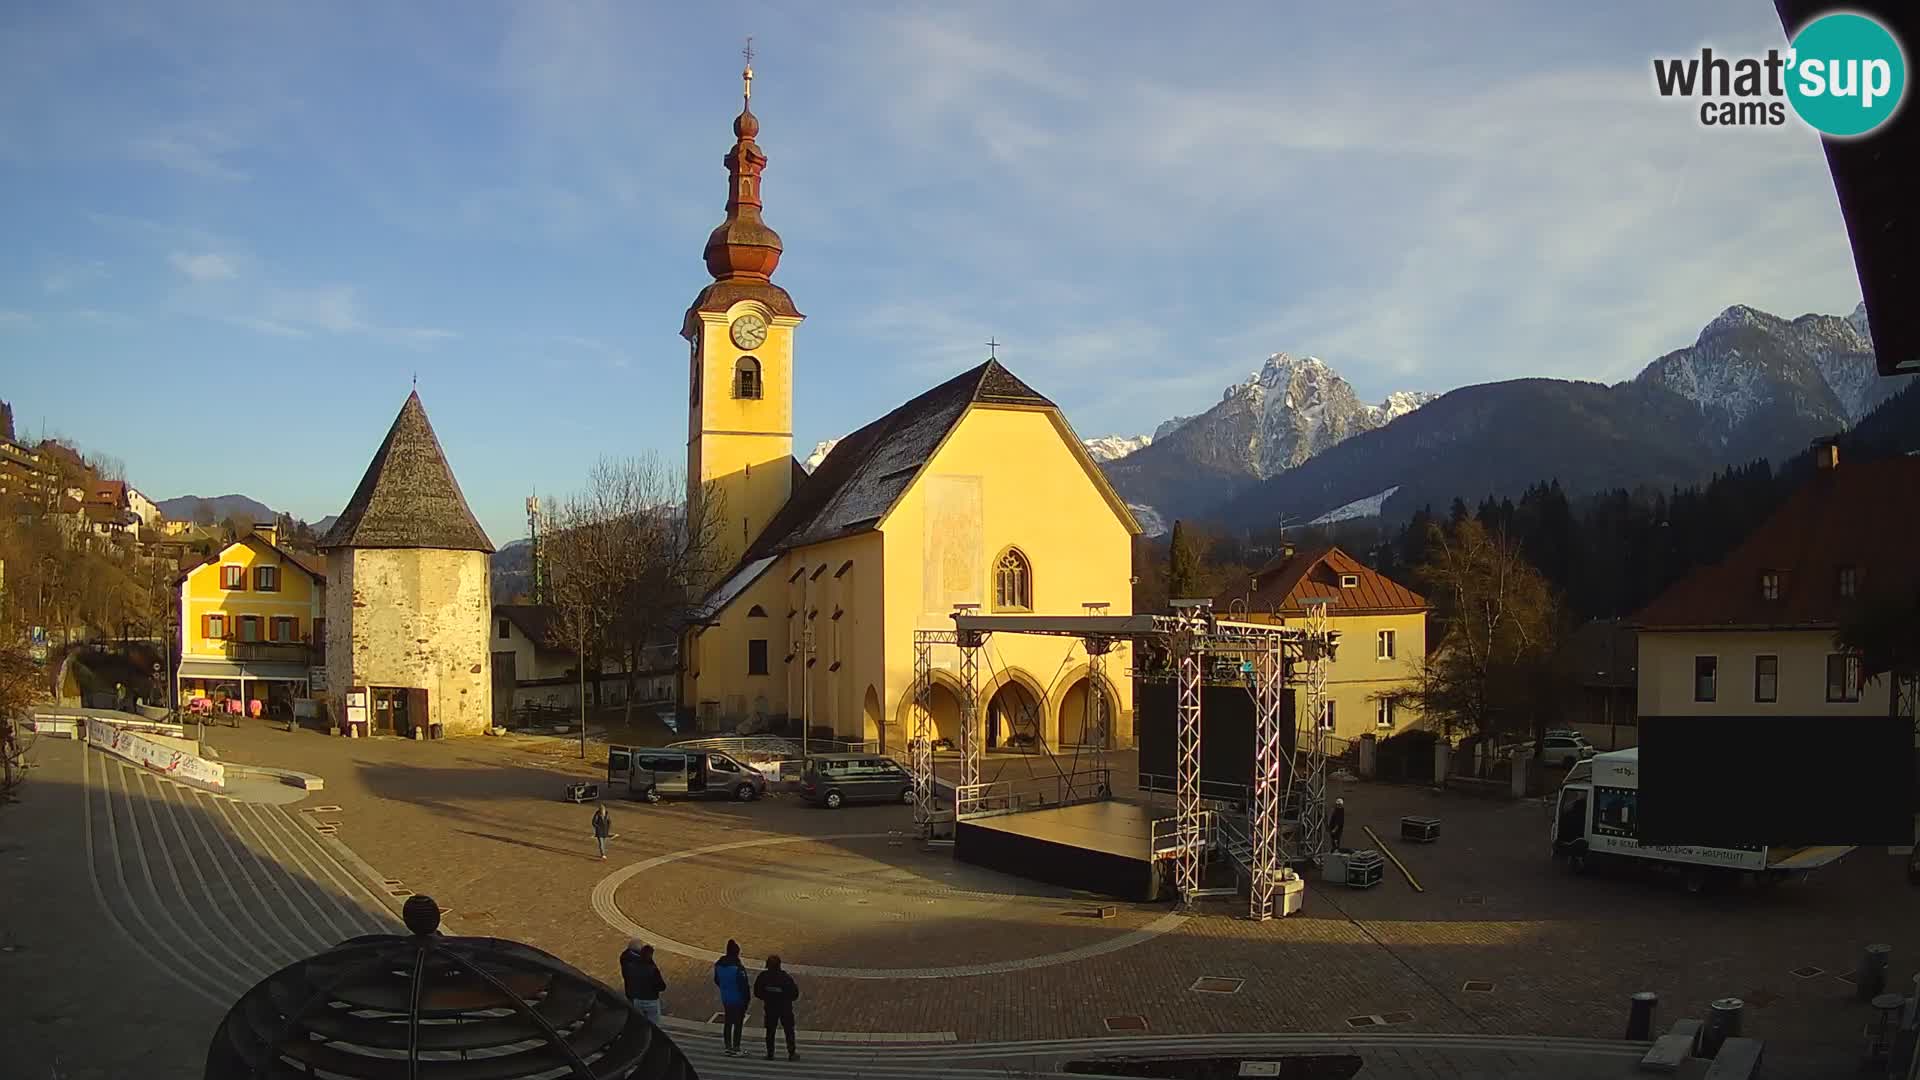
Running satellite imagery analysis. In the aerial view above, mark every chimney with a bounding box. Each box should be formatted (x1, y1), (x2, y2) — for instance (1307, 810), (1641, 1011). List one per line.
(1811, 437), (1839, 472)
(253, 524), (278, 546)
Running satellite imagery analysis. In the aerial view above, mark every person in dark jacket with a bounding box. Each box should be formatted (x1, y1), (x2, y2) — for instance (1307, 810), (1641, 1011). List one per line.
(1328, 797), (1347, 851)
(753, 954), (801, 1060)
(591, 803), (612, 860)
(712, 939), (751, 1056)
(620, 939), (666, 1023)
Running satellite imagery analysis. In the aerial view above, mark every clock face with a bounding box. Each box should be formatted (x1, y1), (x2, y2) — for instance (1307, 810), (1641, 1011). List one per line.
(729, 314), (769, 350)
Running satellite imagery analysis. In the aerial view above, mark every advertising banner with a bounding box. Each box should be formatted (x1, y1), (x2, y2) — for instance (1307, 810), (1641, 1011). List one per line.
(86, 717), (226, 789)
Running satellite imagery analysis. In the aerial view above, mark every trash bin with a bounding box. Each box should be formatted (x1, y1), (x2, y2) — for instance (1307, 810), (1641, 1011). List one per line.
(1700, 997), (1743, 1058)
(1626, 991), (1658, 1041)
(1858, 943), (1893, 1001)
(429, 722), (443, 740)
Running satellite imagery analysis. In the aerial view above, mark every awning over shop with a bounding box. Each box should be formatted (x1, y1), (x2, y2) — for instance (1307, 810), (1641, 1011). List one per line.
(178, 659), (313, 682)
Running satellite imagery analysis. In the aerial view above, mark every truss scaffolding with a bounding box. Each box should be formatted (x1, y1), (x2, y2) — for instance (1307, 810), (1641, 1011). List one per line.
(909, 607), (1336, 918)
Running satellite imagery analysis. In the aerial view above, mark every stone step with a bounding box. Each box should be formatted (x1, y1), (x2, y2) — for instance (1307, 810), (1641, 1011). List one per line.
(1701, 1037), (1762, 1079)
(1639, 1033), (1693, 1072)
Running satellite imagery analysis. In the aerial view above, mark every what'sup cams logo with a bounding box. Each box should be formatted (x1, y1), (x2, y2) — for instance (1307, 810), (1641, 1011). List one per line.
(1653, 11), (1907, 137)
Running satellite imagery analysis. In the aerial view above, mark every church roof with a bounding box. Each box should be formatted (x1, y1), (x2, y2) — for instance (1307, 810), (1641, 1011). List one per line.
(319, 391), (495, 553)
(743, 359), (1053, 562)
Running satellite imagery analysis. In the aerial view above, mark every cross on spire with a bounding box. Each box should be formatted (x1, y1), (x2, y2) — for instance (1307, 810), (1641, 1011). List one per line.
(986, 337), (1002, 360)
(742, 36), (755, 99)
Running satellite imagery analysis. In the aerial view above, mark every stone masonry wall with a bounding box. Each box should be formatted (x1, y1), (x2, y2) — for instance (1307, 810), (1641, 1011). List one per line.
(325, 547), (493, 735)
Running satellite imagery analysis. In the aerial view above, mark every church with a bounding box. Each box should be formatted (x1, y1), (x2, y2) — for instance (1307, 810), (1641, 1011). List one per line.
(678, 61), (1140, 755)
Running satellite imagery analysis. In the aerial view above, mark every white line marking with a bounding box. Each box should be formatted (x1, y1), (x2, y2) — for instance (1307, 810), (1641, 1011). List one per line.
(81, 749), (229, 1008)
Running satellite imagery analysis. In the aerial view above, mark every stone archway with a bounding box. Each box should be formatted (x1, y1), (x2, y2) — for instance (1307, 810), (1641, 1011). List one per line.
(862, 685), (883, 748)
(1056, 675), (1116, 749)
(985, 675), (1046, 751)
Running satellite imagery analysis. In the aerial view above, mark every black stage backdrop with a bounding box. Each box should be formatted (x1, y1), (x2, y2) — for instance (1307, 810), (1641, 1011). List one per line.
(1135, 679), (1295, 794)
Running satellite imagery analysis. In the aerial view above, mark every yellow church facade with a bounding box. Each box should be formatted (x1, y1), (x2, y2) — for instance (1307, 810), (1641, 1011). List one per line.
(678, 62), (1139, 754)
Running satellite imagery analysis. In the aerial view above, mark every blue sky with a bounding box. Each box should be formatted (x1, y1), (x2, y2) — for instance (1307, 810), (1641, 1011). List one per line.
(0, 1), (1867, 544)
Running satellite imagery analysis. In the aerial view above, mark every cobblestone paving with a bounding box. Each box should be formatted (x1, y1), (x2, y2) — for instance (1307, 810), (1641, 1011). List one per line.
(190, 725), (1917, 1072)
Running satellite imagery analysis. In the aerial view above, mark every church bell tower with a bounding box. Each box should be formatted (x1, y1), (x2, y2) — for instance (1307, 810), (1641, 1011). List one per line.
(684, 46), (804, 571)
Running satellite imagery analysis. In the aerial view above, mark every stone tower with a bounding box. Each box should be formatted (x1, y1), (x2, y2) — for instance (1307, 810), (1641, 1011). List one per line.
(684, 52), (805, 572)
(319, 391), (495, 736)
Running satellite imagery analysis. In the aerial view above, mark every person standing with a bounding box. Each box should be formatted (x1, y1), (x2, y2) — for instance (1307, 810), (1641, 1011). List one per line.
(620, 939), (667, 1024)
(753, 954), (801, 1061)
(591, 803), (612, 860)
(1328, 797), (1346, 851)
(713, 939), (751, 1057)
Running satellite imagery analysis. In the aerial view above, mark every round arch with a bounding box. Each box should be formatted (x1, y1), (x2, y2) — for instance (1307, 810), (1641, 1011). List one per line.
(980, 666), (1049, 751)
(1049, 663), (1122, 749)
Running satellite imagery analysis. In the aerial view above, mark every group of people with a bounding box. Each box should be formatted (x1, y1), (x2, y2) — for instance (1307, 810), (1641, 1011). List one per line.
(620, 937), (803, 1061)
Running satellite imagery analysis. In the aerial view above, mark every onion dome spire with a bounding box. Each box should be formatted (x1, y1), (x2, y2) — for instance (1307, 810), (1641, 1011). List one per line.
(703, 39), (783, 282)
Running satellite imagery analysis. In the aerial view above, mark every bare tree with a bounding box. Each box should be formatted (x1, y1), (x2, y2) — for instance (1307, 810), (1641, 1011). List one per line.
(1399, 518), (1561, 756)
(542, 455), (728, 750)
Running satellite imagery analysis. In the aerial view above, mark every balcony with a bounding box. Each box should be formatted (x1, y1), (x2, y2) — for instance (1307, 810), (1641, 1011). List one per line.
(222, 641), (313, 664)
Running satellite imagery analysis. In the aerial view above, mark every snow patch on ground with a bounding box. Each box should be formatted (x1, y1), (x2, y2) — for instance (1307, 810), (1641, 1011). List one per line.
(1128, 503), (1168, 537)
(1308, 485), (1400, 525)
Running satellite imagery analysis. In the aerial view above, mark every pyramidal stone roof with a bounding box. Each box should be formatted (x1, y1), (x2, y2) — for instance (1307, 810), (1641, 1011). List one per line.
(319, 391), (495, 553)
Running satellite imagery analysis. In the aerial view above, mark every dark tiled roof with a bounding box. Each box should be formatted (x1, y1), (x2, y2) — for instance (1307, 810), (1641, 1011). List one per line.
(1635, 456), (1920, 629)
(319, 391), (494, 553)
(283, 549), (327, 582)
(495, 604), (566, 650)
(742, 359), (1055, 561)
(1215, 545), (1428, 615)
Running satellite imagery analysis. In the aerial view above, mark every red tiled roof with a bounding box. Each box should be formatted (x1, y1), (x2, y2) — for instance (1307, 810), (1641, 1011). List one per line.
(1635, 456), (1920, 630)
(1215, 545), (1428, 615)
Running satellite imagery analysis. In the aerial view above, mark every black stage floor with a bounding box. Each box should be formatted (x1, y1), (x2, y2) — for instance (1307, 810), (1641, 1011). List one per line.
(954, 801), (1175, 902)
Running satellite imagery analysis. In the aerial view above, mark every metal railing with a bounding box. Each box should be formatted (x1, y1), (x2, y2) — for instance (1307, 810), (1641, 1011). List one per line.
(1139, 772), (1250, 812)
(1150, 810), (1214, 858)
(221, 641), (311, 663)
(955, 780), (1017, 819)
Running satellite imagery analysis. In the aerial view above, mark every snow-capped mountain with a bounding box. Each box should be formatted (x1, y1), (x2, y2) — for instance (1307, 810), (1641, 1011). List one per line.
(1634, 302), (1903, 435)
(801, 439), (840, 473)
(1100, 354), (1433, 533)
(1084, 434), (1154, 462)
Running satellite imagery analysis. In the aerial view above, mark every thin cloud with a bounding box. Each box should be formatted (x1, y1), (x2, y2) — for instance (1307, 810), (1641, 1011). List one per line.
(0, 310), (33, 328)
(170, 251), (238, 282)
(43, 259), (109, 294)
(234, 284), (456, 346)
(128, 131), (247, 181)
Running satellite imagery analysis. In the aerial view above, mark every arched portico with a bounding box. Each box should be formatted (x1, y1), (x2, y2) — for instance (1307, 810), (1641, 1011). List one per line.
(1054, 669), (1119, 748)
(981, 667), (1048, 751)
(893, 669), (967, 749)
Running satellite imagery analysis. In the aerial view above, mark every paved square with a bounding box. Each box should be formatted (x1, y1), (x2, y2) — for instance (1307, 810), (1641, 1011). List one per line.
(15, 721), (1913, 1078)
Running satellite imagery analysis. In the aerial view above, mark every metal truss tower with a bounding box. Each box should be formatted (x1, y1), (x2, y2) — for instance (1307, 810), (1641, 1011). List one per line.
(1247, 631), (1285, 919)
(1294, 599), (1333, 864)
(957, 627), (985, 790)
(1171, 609), (1207, 906)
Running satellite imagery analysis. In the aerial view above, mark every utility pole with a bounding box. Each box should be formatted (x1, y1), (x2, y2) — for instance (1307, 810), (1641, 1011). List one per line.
(578, 622), (588, 760)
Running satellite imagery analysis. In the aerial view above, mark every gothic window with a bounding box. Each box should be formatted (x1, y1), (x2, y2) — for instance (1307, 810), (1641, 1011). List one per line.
(734, 356), (762, 400)
(993, 547), (1032, 612)
(747, 604), (768, 618)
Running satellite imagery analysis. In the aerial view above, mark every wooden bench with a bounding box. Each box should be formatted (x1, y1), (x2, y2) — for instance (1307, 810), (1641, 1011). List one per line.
(1701, 1037), (1762, 1079)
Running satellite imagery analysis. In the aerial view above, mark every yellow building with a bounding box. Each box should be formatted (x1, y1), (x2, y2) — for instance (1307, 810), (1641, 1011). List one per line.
(175, 525), (327, 716)
(1635, 449), (1916, 726)
(679, 67), (1140, 752)
(1214, 545), (1429, 743)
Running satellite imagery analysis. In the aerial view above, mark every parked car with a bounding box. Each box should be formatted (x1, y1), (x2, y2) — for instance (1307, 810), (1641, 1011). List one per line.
(800, 753), (917, 809)
(1539, 734), (1597, 768)
(606, 745), (768, 803)
(1496, 733), (1597, 768)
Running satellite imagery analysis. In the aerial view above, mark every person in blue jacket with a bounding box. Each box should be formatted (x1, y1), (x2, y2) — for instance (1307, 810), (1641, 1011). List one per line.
(712, 939), (752, 1056)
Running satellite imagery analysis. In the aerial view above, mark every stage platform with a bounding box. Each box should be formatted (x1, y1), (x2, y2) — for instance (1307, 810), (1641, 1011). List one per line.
(954, 800), (1176, 902)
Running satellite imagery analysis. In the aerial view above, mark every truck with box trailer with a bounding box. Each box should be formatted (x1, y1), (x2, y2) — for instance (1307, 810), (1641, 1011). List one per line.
(1549, 747), (1853, 892)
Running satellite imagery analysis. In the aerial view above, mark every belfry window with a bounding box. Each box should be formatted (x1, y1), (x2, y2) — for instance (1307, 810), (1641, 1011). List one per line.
(993, 548), (1032, 612)
(734, 357), (762, 400)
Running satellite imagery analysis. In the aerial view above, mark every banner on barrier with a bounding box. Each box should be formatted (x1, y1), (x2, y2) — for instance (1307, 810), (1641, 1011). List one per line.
(86, 718), (226, 789)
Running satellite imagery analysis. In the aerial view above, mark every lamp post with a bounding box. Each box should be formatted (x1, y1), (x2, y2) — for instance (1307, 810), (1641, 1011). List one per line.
(578, 622), (587, 760)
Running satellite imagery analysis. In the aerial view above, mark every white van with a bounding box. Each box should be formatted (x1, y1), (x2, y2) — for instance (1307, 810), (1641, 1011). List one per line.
(607, 745), (768, 803)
